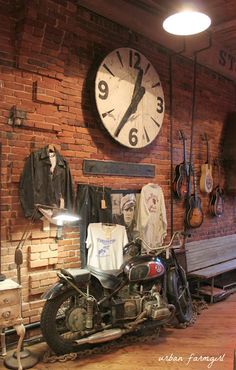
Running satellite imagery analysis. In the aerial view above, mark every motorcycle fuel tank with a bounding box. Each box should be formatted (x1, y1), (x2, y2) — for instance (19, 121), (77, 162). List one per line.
(123, 255), (165, 282)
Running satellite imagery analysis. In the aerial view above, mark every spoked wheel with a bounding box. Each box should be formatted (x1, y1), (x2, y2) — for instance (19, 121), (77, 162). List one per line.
(167, 266), (193, 323)
(41, 289), (95, 355)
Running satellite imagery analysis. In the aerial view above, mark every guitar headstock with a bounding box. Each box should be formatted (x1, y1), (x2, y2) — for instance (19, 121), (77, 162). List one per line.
(202, 132), (211, 165)
(214, 157), (224, 190)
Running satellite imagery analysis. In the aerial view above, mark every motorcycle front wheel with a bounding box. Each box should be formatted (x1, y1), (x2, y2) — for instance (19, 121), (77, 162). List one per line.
(167, 266), (193, 323)
(41, 289), (96, 355)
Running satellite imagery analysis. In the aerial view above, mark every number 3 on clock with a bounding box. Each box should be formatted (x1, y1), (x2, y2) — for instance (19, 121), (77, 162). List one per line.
(94, 47), (165, 149)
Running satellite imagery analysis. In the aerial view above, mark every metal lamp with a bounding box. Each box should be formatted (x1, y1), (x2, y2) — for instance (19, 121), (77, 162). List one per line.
(163, 4), (211, 36)
(4, 204), (79, 369)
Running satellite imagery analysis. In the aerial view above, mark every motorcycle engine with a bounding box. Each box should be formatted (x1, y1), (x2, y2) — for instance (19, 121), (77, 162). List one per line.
(111, 285), (140, 321)
(112, 284), (172, 323)
(143, 293), (172, 320)
(66, 306), (87, 332)
(66, 296), (96, 332)
(112, 297), (141, 322)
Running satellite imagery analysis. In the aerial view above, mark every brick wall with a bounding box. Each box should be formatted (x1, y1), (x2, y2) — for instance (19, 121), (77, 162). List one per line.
(0, 0), (236, 326)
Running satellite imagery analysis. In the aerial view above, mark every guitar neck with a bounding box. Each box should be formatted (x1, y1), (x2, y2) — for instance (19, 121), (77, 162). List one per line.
(187, 164), (193, 196)
(183, 139), (187, 164)
(193, 172), (198, 199)
(179, 130), (187, 164)
(205, 133), (211, 166)
(217, 160), (223, 188)
(207, 141), (211, 165)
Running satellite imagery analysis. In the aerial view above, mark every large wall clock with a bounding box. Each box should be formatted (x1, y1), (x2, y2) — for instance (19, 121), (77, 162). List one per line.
(94, 47), (165, 149)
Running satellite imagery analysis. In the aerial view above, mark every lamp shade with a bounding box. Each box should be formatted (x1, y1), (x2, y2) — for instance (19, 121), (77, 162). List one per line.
(37, 205), (79, 226)
(163, 11), (211, 36)
(52, 213), (79, 223)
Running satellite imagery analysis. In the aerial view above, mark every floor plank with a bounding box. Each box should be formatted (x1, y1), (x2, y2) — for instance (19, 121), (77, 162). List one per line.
(1, 294), (236, 370)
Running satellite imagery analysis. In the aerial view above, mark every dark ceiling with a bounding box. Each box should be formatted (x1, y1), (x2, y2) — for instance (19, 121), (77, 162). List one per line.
(79, 0), (236, 67)
(129, 0), (236, 53)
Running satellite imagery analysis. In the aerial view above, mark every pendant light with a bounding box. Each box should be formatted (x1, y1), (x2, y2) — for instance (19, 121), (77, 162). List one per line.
(163, 5), (211, 36)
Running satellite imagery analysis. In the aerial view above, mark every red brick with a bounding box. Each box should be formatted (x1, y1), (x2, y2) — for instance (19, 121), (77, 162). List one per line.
(30, 259), (48, 268)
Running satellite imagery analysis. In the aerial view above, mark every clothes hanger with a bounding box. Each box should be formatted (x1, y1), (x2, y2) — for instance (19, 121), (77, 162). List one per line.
(102, 222), (115, 227)
(101, 183), (107, 209)
(48, 144), (55, 152)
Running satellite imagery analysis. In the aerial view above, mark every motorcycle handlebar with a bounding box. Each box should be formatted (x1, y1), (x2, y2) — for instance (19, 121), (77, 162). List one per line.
(134, 231), (190, 253)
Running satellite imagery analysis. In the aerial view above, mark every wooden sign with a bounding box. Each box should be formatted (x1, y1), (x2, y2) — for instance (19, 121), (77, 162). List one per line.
(83, 159), (155, 177)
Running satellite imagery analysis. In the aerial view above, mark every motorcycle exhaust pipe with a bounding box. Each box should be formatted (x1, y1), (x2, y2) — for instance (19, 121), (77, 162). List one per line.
(75, 328), (128, 345)
(75, 305), (176, 346)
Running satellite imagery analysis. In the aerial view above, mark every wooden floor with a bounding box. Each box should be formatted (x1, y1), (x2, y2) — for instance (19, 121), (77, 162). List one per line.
(1, 294), (236, 370)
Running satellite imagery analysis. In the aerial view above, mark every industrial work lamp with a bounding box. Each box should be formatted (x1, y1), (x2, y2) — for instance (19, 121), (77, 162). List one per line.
(15, 203), (79, 283)
(5, 204), (79, 370)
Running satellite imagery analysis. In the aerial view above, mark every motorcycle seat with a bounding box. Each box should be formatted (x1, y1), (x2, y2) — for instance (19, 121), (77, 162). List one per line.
(60, 268), (91, 284)
(87, 265), (123, 290)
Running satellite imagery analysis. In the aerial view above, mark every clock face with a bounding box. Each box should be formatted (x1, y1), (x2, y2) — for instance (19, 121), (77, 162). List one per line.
(94, 47), (165, 149)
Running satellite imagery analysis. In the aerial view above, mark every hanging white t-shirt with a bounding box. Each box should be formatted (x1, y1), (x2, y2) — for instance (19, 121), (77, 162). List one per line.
(86, 223), (128, 270)
(137, 183), (167, 251)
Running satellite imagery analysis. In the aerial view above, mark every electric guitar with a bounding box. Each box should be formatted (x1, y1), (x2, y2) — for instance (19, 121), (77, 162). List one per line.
(173, 130), (190, 199)
(210, 160), (224, 217)
(200, 133), (213, 193)
(186, 167), (204, 228)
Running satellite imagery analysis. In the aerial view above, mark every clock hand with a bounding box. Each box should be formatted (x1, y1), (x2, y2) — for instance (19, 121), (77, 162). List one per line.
(131, 86), (145, 114)
(132, 68), (143, 99)
(114, 86), (145, 138)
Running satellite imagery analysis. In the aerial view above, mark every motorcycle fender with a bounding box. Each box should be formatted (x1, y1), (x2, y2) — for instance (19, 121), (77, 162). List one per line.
(41, 282), (67, 300)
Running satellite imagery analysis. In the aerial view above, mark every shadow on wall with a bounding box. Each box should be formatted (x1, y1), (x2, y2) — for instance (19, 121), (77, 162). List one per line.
(222, 112), (236, 195)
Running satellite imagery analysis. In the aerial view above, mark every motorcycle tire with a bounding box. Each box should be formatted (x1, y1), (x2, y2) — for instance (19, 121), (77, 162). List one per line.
(41, 289), (91, 355)
(167, 266), (193, 323)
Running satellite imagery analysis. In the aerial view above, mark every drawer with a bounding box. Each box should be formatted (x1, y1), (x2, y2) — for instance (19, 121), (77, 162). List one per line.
(0, 304), (21, 327)
(0, 289), (20, 307)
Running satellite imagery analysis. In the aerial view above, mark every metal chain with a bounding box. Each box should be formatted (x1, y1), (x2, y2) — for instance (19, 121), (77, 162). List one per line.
(166, 299), (208, 329)
(43, 327), (160, 363)
(43, 299), (208, 364)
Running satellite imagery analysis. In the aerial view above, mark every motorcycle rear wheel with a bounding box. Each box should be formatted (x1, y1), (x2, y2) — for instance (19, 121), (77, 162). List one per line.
(41, 289), (94, 355)
(167, 266), (193, 323)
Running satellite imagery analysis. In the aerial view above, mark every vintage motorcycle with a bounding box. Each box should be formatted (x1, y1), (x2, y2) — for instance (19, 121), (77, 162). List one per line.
(40, 231), (193, 355)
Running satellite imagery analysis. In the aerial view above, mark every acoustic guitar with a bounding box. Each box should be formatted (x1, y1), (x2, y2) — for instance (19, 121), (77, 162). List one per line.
(173, 130), (190, 199)
(185, 168), (204, 228)
(200, 133), (213, 193)
(210, 160), (224, 217)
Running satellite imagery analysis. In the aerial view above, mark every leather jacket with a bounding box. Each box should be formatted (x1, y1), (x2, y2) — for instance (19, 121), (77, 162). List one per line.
(19, 146), (74, 218)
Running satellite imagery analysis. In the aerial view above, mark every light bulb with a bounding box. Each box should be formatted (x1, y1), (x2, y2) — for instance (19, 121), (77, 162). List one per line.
(163, 11), (211, 36)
